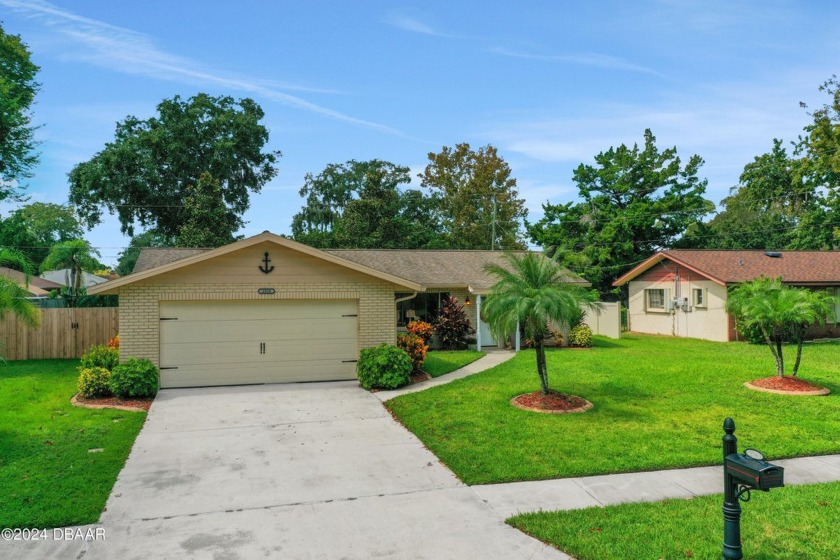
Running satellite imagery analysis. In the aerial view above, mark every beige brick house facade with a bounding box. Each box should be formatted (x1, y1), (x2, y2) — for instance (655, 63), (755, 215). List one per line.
(90, 232), (588, 387)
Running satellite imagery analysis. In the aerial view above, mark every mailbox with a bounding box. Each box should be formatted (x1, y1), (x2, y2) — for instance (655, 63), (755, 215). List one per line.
(725, 450), (784, 491)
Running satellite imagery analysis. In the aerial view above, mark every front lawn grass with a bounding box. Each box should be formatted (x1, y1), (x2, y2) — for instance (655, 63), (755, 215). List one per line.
(423, 350), (485, 377)
(508, 481), (840, 559)
(386, 334), (840, 484)
(0, 359), (147, 528)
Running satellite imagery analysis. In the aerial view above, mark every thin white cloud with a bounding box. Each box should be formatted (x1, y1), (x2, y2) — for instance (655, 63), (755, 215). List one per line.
(491, 47), (661, 76)
(1, 0), (411, 138)
(384, 14), (444, 36)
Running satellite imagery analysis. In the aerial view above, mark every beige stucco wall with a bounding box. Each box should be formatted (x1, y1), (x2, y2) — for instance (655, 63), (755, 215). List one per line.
(627, 279), (729, 342)
(119, 242), (399, 366)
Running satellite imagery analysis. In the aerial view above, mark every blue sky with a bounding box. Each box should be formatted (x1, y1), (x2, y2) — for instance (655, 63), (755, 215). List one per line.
(2, 0), (838, 265)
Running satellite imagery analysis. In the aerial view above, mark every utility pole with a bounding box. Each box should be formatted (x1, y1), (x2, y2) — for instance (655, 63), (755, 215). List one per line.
(491, 196), (497, 250)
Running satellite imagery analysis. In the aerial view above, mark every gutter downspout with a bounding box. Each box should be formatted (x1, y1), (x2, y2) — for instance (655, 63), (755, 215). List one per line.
(394, 291), (418, 333)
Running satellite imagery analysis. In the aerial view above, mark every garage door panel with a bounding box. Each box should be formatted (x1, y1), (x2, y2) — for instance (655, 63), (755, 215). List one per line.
(161, 319), (354, 346)
(159, 300), (359, 388)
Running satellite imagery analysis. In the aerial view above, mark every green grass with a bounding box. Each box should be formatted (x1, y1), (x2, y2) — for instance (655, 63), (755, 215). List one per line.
(387, 334), (840, 484)
(0, 359), (147, 528)
(423, 350), (485, 377)
(508, 481), (840, 559)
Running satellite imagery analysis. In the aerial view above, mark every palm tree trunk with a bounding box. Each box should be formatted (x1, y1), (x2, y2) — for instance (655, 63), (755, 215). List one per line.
(760, 326), (784, 377)
(535, 339), (549, 395)
(792, 339), (804, 377)
(775, 336), (784, 377)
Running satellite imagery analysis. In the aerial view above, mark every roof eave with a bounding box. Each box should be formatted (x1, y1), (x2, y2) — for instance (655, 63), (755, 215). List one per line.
(87, 232), (423, 294)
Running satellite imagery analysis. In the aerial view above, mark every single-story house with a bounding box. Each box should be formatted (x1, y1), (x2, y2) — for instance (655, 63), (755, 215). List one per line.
(88, 231), (588, 388)
(0, 266), (63, 297)
(614, 250), (840, 342)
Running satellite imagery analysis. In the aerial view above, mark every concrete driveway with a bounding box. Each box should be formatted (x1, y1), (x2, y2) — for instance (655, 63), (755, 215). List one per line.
(16, 382), (566, 559)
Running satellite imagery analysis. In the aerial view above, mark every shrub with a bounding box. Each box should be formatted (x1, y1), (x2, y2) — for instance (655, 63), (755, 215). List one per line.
(78, 367), (112, 398)
(80, 344), (119, 371)
(108, 334), (120, 348)
(568, 324), (593, 347)
(357, 344), (412, 390)
(110, 358), (159, 398)
(397, 332), (429, 372)
(406, 320), (433, 340)
(433, 296), (475, 350)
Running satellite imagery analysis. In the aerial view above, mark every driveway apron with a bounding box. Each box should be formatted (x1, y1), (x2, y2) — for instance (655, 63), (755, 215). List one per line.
(14, 381), (566, 559)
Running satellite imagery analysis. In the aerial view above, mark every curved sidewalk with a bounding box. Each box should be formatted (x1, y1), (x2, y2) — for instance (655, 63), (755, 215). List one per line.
(372, 349), (516, 402)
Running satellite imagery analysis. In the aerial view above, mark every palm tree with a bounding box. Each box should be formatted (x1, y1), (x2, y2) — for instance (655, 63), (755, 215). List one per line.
(0, 249), (41, 329)
(483, 252), (596, 395)
(40, 240), (101, 298)
(726, 277), (834, 377)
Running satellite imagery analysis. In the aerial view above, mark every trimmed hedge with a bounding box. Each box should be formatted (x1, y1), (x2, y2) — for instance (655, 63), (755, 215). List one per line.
(80, 345), (119, 371)
(568, 324), (593, 348)
(357, 344), (412, 390)
(110, 358), (159, 398)
(78, 367), (111, 398)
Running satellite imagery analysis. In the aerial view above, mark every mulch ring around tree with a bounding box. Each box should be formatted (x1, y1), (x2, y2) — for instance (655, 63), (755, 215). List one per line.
(511, 389), (593, 414)
(71, 393), (153, 412)
(744, 376), (831, 396)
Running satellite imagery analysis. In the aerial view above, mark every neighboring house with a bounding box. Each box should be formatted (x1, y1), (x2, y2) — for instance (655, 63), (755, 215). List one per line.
(0, 267), (63, 297)
(40, 269), (109, 289)
(88, 231), (588, 389)
(614, 250), (840, 342)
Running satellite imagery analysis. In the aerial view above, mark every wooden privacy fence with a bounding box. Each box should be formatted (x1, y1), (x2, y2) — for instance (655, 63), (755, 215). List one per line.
(0, 307), (119, 361)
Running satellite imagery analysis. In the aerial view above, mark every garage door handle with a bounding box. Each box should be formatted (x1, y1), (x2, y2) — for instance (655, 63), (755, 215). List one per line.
(342, 314), (358, 317)
(160, 317), (179, 321)
(342, 359), (358, 363)
(260, 342), (266, 354)
(160, 366), (178, 370)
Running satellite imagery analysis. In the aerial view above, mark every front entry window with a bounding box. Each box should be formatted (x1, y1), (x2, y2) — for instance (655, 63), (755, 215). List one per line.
(396, 292), (450, 326)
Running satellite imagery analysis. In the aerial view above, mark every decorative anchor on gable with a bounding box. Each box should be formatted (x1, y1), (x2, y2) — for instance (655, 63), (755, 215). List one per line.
(259, 252), (275, 274)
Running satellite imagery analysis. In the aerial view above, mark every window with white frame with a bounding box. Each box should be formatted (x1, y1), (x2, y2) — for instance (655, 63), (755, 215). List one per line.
(831, 287), (840, 323)
(645, 288), (669, 312)
(692, 288), (707, 308)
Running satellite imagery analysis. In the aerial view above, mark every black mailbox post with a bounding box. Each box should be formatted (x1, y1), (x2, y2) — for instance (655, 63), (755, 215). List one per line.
(722, 418), (784, 560)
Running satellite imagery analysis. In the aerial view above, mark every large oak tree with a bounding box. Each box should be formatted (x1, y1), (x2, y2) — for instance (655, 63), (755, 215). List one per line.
(69, 93), (280, 239)
(291, 160), (446, 249)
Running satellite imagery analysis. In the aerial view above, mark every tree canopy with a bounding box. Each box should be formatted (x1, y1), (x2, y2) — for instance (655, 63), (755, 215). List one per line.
(0, 203), (84, 270)
(0, 24), (40, 197)
(68, 93), (280, 238)
(291, 160), (446, 249)
(176, 173), (240, 248)
(528, 129), (712, 296)
(419, 143), (527, 250)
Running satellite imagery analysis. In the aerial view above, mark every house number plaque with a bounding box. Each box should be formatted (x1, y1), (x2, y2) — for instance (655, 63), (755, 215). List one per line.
(259, 252), (275, 274)
(258, 288), (276, 295)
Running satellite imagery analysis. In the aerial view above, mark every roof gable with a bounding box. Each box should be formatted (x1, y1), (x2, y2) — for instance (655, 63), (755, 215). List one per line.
(88, 232), (423, 294)
(614, 250), (840, 286)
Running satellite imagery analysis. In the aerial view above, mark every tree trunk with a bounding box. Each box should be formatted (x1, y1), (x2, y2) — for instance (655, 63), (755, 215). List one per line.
(775, 336), (784, 377)
(760, 325), (784, 377)
(792, 339), (804, 377)
(535, 339), (549, 395)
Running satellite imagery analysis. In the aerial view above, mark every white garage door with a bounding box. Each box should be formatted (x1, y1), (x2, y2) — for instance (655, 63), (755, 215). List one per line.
(159, 300), (358, 388)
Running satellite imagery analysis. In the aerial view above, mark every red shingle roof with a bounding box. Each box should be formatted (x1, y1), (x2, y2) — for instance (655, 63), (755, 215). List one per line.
(614, 250), (840, 286)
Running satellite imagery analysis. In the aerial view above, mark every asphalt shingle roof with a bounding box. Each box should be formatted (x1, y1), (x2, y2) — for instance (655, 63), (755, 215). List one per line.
(132, 247), (588, 290)
(618, 250), (840, 285)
